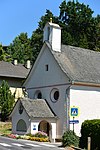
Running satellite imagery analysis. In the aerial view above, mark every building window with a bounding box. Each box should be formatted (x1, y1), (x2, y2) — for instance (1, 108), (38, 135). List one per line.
(45, 64), (49, 71)
(16, 119), (27, 132)
(34, 90), (42, 99)
(54, 91), (59, 100)
(50, 88), (59, 103)
(37, 92), (42, 99)
(18, 102), (23, 114)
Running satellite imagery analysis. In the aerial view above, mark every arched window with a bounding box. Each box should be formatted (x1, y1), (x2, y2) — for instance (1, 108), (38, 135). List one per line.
(16, 119), (27, 132)
(18, 102), (23, 114)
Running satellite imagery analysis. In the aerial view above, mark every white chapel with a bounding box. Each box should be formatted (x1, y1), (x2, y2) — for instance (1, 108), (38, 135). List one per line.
(11, 19), (100, 142)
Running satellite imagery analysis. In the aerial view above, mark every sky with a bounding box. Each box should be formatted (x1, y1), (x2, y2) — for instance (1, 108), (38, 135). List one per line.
(0, 0), (100, 46)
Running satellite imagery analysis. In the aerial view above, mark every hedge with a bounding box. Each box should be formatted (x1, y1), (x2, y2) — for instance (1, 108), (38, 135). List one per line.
(79, 119), (100, 150)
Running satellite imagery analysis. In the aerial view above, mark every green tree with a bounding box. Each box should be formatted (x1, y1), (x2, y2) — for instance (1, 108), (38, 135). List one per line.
(0, 44), (11, 61)
(6, 1), (100, 64)
(95, 15), (100, 51)
(0, 80), (15, 121)
(7, 33), (32, 64)
(59, 0), (98, 50)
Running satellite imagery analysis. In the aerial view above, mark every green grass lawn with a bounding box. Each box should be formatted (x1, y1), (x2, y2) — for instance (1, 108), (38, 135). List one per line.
(0, 121), (12, 135)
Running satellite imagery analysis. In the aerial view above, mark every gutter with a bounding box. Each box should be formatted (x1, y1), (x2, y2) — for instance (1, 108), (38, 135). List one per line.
(71, 81), (100, 88)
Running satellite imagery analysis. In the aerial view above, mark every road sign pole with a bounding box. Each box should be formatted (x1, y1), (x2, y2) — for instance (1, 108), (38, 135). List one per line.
(70, 106), (79, 134)
(73, 116), (75, 134)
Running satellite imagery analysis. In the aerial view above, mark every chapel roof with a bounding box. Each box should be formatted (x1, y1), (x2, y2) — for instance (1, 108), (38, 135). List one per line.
(50, 44), (100, 84)
(0, 61), (30, 78)
(20, 97), (57, 118)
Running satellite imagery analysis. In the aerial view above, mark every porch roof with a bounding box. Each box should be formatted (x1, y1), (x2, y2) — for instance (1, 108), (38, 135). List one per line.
(20, 97), (57, 118)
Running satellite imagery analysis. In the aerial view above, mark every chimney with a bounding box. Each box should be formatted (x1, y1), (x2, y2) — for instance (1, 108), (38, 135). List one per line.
(43, 18), (61, 52)
(26, 60), (30, 69)
(14, 59), (17, 65)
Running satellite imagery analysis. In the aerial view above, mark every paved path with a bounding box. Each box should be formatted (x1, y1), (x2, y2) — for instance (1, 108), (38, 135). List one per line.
(0, 136), (64, 150)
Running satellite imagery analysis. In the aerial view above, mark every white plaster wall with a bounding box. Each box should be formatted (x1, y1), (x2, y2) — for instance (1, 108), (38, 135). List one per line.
(31, 122), (39, 134)
(43, 23), (61, 52)
(25, 47), (69, 90)
(10, 87), (24, 101)
(52, 27), (61, 52)
(51, 123), (56, 140)
(41, 85), (70, 138)
(70, 85), (100, 136)
(12, 101), (31, 134)
(31, 118), (57, 139)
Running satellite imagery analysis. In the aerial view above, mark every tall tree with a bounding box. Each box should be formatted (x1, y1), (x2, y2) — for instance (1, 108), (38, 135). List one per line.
(0, 80), (15, 121)
(7, 33), (32, 64)
(0, 44), (11, 61)
(59, 0), (98, 50)
(6, 1), (100, 64)
(95, 15), (100, 51)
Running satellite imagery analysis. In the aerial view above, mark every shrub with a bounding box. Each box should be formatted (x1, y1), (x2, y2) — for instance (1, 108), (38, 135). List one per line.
(34, 131), (47, 138)
(62, 130), (79, 147)
(18, 135), (30, 140)
(7, 134), (17, 139)
(79, 119), (100, 150)
(6, 131), (49, 142)
(26, 131), (49, 142)
(29, 136), (49, 142)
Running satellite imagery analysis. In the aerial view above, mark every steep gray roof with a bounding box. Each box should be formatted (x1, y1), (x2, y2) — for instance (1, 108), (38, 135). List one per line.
(51, 45), (100, 84)
(20, 98), (56, 118)
(0, 61), (30, 78)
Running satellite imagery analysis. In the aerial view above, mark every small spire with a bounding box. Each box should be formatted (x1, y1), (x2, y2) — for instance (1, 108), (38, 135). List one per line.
(50, 18), (52, 23)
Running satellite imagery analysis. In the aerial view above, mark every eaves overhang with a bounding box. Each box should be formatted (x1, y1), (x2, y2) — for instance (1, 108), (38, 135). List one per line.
(0, 74), (26, 79)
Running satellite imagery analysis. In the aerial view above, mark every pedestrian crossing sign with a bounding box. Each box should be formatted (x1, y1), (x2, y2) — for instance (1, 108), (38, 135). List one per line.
(70, 106), (79, 117)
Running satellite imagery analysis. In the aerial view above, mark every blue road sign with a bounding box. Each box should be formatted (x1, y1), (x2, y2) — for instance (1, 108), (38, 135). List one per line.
(69, 120), (79, 124)
(70, 107), (79, 117)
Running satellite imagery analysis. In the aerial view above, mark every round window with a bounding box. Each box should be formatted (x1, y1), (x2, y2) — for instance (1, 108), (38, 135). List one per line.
(54, 91), (59, 100)
(37, 92), (42, 99)
(50, 88), (59, 103)
(34, 90), (42, 99)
